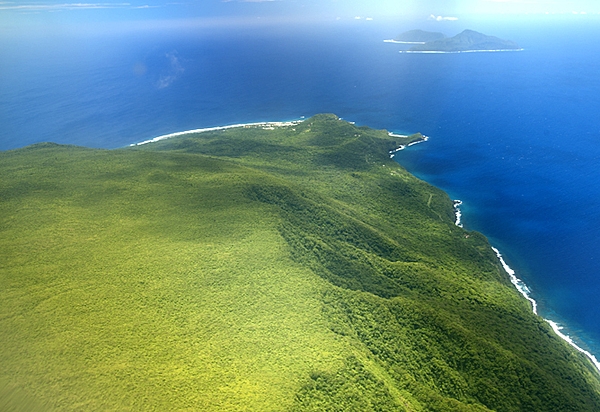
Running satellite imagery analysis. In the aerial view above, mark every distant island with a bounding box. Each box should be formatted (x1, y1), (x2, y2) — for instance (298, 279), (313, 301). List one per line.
(392, 29), (446, 44)
(389, 29), (521, 53)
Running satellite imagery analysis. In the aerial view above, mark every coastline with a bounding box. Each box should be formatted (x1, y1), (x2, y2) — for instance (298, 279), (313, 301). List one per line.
(131, 120), (303, 146)
(399, 49), (524, 54)
(383, 39), (524, 54)
(493, 245), (600, 373)
(451, 199), (600, 374)
(383, 39), (426, 44)
(133, 118), (600, 375)
(491, 246), (538, 315)
(388, 133), (429, 158)
(453, 200), (463, 227)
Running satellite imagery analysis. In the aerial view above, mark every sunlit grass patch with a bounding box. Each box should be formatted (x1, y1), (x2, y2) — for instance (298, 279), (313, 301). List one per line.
(2, 115), (600, 410)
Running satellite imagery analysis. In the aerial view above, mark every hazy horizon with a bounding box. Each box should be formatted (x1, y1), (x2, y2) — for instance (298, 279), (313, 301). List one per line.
(2, 0), (600, 37)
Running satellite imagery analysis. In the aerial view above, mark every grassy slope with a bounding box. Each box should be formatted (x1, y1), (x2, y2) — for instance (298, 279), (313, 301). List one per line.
(1, 114), (599, 411)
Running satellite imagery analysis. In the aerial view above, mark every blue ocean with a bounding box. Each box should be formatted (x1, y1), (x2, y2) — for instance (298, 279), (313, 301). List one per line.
(2, 16), (600, 355)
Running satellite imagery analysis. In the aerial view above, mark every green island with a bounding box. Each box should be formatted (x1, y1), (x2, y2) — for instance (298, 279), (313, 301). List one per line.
(1, 114), (600, 411)
(403, 30), (520, 52)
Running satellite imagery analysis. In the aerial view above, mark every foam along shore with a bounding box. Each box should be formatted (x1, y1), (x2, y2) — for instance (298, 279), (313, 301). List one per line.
(453, 200), (463, 227)
(491, 247), (538, 315)
(450, 200), (600, 373)
(383, 39), (426, 44)
(131, 120), (303, 146)
(135, 119), (600, 374)
(388, 133), (429, 158)
(400, 49), (524, 54)
(546, 320), (600, 373)
(492, 247), (600, 374)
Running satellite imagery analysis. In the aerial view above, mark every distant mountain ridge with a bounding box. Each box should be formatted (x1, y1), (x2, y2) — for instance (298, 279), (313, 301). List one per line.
(393, 29), (446, 43)
(407, 29), (520, 52)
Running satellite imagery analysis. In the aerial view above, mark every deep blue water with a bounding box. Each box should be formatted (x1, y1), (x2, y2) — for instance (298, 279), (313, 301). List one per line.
(2, 17), (600, 355)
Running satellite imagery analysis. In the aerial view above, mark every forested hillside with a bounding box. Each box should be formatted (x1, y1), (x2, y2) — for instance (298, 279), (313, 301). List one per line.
(1, 114), (599, 411)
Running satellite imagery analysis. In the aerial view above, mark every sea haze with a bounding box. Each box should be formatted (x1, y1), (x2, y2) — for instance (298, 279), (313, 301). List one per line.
(2, 16), (600, 354)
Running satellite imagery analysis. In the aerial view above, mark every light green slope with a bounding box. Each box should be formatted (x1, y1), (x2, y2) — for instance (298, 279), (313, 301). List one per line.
(0, 146), (356, 410)
(1, 115), (600, 411)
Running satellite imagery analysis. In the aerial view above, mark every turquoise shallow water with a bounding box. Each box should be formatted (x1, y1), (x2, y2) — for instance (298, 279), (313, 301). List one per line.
(2, 17), (600, 356)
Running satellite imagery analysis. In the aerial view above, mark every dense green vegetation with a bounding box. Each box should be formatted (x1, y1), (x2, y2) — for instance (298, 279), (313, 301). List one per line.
(1, 114), (599, 410)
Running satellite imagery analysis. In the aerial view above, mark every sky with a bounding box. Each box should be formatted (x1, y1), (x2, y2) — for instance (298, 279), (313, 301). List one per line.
(2, 0), (600, 33)
(0, 0), (598, 43)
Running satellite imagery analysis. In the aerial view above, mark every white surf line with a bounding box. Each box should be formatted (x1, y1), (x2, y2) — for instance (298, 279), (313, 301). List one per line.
(400, 48), (524, 54)
(388, 134), (429, 158)
(131, 120), (303, 146)
(387, 132), (409, 138)
(408, 135), (429, 146)
(383, 39), (426, 44)
(492, 246), (600, 374)
(453, 200), (463, 227)
(492, 247), (538, 315)
(453, 202), (600, 373)
(545, 320), (600, 373)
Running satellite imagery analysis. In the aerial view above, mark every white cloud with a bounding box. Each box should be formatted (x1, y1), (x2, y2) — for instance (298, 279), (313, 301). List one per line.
(0, 3), (156, 11)
(157, 51), (184, 90)
(428, 14), (459, 21)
